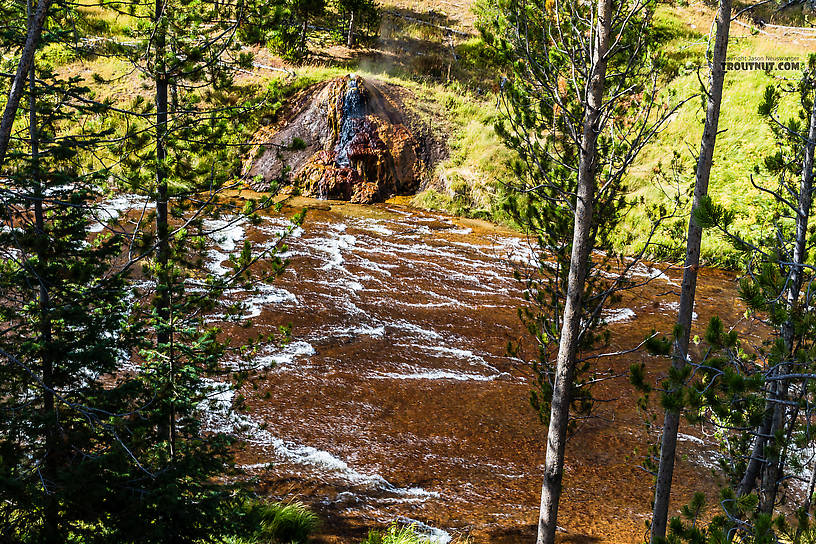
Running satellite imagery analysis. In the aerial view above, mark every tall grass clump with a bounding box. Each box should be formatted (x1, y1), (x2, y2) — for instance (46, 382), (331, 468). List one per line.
(239, 500), (319, 543)
(360, 524), (434, 544)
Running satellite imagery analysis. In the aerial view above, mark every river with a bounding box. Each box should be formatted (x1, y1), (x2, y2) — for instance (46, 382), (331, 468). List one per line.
(132, 195), (753, 543)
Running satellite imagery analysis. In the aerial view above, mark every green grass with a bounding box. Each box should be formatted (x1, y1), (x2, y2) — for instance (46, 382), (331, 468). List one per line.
(410, 88), (517, 226)
(359, 524), (435, 544)
(35, 0), (815, 267)
(618, 6), (809, 266)
(234, 500), (319, 544)
(402, 4), (814, 267)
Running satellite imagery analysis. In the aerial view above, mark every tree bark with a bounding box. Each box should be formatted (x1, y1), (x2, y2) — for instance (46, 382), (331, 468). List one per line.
(758, 68), (816, 516)
(736, 407), (773, 498)
(535, 0), (611, 542)
(649, 0), (732, 541)
(759, 382), (787, 513)
(347, 10), (355, 48)
(153, 0), (175, 461)
(0, 0), (53, 169)
(26, 21), (57, 539)
(799, 455), (816, 532)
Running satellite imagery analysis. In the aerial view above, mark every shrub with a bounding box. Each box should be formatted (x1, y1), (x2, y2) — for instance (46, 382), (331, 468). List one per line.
(241, 500), (319, 543)
(360, 524), (433, 544)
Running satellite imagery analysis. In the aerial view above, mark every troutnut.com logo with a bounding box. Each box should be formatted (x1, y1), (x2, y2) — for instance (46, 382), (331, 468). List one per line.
(721, 56), (804, 71)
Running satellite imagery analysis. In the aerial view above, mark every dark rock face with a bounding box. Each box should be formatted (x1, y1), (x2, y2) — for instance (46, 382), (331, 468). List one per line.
(245, 75), (423, 204)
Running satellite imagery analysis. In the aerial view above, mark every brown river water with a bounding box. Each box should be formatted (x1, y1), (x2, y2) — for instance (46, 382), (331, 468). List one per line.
(107, 194), (759, 543)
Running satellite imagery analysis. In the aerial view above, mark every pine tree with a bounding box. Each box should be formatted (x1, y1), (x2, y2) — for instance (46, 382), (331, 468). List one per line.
(481, 0), (684, 541)
(649, 0), (733, 539)
(0, 0), (143, 540)
(335, 0), (377, 48)
(87, 0), (303, 539)
(264, 0), (326, 60)
(0, 0), (53, 165)
(649, 54), (816, 541)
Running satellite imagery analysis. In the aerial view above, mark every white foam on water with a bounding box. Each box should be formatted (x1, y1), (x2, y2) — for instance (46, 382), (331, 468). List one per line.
(204, 217), (246, 252)
(264, 437), (441, 500)
(239, 283), (298, 318)
(199, 379), (249, 436)
(331, 324), (386, 339)
(395, 518), (452, 544)
(603, 308), (636, 324)
(344, 279), (365, 291)
(388, 320), (443, 340)
(206, 249), (232, 276)
(206, 283), (298, 322)
(202, 217), (246, 276)
(357, 218), (394, 236)
(314, 232), (356, 271)
(43, 183), (76, 196)
(370, 369), (496, 382)
(251, 340), (316, 369)
(90, 193), (155, 232)
(444, 239), (500, 258)
(677, 433), (705, 445)
(445, 270), (481, 283)
(658, 302), (698, 321)
(396, 296), (477, 310)
(353, 256), (395, 276)
(401, 343), (494, 367)
(258, 217), (304, 239)
(384, 206), (413, 216)
(629, 262), (678, 286)
(491, 236), (539, 267)
(239, 462), (272, 471)
(199, 380), (440, 502)
(100, 193), (155, 215)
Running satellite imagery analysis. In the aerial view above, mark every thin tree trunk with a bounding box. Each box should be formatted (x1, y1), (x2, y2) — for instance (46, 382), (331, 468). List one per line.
(787, 77), (816, 305)
(347, 10), (355, 48)
(758, 69), (816, 516)
(536, 1), (611, 542)
(799, 455), (816, 535)
(153, 0), (175, 460)
(760, 382), (788, 513)
(737, 408), (773, 497)
(649, 0), (732, 541)
(27, 23), (57, 541)
(0, 0), (53, 168)
(301, 19), (308, 56)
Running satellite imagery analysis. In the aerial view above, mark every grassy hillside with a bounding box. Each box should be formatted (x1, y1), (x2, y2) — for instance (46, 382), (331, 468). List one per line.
(404, 1), (816, 267)
(22, 0), (816, 267)
(620, 4), (816, 266)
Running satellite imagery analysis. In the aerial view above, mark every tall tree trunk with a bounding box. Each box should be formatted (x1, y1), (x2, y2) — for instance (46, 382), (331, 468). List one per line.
(649, 0), (732, 541)
(153, 0), (175, 461)
(536, 0), (611, 542)
(347, 10), (355, 48)
(301, 18), (308, 56)
(27, 25), (57, 541)
(737, 407), (774, 498)
(759, 382), (788, 513)
(786, 77), (816, 309)
(758, 71), (816, 516)
(0, 0), (53, 168)
(798, 454), (816, 536)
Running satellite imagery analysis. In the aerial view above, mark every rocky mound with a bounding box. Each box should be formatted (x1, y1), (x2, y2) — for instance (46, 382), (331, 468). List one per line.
(245, 75), (428, 204)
